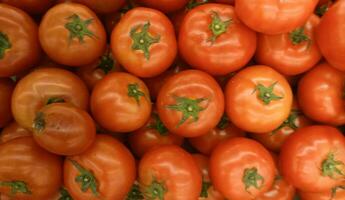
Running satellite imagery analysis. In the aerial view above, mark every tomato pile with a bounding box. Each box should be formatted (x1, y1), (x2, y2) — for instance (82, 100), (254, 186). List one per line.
(0, 0), (345, 200)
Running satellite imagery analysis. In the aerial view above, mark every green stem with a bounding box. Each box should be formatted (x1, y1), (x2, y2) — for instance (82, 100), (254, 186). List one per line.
(242, 167), (264, 193)
(186, 0), (209, 10)
(97, 52), (114, 74)
(289, 27), (311, 47)
(200, 179), (211, 198)
(33, 112), (45, 134)
(0, 181), (31, 195)
(217, 115), (229, 130)
(321, 153), (345, 179)
(65, 14), (96, 44)
(208, 11), (232, 43)
(58, 187), (73, 200)
(128, 83), (146, 105)
(271, 110), (300, 135)
(0, 32), (11, 59)
(147, 113), (168, 136)
(254, 82), (283, 105)
(126, 182), (144, 200)
(144, 179), (166, 200)
(46, 97), (65, 105)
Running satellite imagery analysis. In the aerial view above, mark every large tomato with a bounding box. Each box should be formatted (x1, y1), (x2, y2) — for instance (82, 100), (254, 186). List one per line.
(136, 0), (189, 13)
(111, 7), (177, 78)
(179, 3), (256, 76)
(297, 63), (345, 126)
(1, 0), (55, 14)
(0, 78), (14, 128)
(210, 138), (276, 200)
(0, 4), (41, 77)
(12, 67), (89, 131)
(300, 185), (345, 200)
(225, 65), (293, 133)
(139, 145), (202, 200)
(64, 135), (136, 200)
(39, 3), (106, 66)
(0, 122), (31, 143)
(69, 0), (126, 14)
(235, 0), (318, 34)
(157, 70), (224, 137)
(0, 137), (62, 199)
(280, 126), (345, 192)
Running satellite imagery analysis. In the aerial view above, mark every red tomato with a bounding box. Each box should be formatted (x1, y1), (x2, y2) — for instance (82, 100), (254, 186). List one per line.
(235, 0), (318, 34)
(136, 0), (189, 13)
(1, 0), (55, 14)
(0, 78), (14, 128)
(64, 135), (136, 200)
(225, 65), (293, 133)
(280, 126), (345, 192)
(111, 7), (177, 78)
(139, 145), (202, 200)
(69, 0), (126, 14)
(179, 3), (256, 76)
(300, 185), (345, 200)
(157, 70), (224, 137)
(297, 63), (345, 126)
(0, 122), (31, 144)
(210, 138), (276, 200)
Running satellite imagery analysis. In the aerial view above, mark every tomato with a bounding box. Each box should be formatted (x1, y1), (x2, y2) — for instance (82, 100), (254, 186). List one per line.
(192, 154), (225, 200)
(139, 145), (202, 200)
(255, 14), (322, 76)
(179, 3), (256, 76)
(12, 67), (89, 131)
(189, 115), (245, 155)
(129, 111), (184, 157)
(235, 0), (318, 34)
(225, 65), (293, 133)
(280, 126), (345, 192)
(0, 122), (31, 144)
(111, 7), (177, 78)
(210, 137), (276, 200)
(39, 3), (106, 67)
(1, 0), (55, 14)
(0, 4), (41, 77)
(69, 0), (126, 14)
(297, 63), (345, 126)
(300, 185), (345, 200)
(0, 78), (14, 128)
(136, 0), (189, 13)
(157, 70), (224, 137)
(0, 137), (62, 199)
(91, 72), (152, 132)
(64, 134), (136, 200)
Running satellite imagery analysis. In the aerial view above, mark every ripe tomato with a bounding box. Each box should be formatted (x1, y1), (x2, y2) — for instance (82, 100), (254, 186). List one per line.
(189, 115), (245, 155)
(91, 72), (152, 132)
(210, 138), (276, 200)
(157, 70), (224, 137)
(139, 145), (202, 200)
(64, 134), (136, 200)
(0, 137), (62, 199)
(235, 0), (318, 34)
(280, 126), (345, 192)
(1, 0), (55, 14)
(69, 0), (126, 14)
(12, 68), (89, 131)
(129, 111), (184, 157)
(297, 63), (345, 126)
(225, 65), (293, 133)
(0, 78), (14, 128)
(0, 4), (41, 77)
(255, 14), (322, 76)
(300, 185), (345, 200)
(0, 122), (31, 143)
(39, 3), (106, 67)
(111, 7), (177, 78)
(179, 3), (256, 76)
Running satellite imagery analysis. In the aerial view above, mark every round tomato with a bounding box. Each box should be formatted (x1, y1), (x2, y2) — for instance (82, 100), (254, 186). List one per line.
(0, 78), (14, 128)
(111, 7), (177, 78)
(210, 137), (276, 200)
(1, 0), (55, 14)
(300, 185), (345, 200)
(0, 4), (41, 77)
(225, 65), (293, 133)
(0, 122), (31, 143)
(69, 0), (126, 14)
(91, 72), (151, 132)
(139, 145), (202, 200)
(297, 63), (345, 126)
(235, 0), (318, 34)
(280, 126), (345, 192)
(179, 3), (256, 76)
(64, 134), (136, 200)
(0, 137), (62, 199)
(39, 3), (106, 66)
(255, 14), (321, 76)
(157, 70), (224, 137)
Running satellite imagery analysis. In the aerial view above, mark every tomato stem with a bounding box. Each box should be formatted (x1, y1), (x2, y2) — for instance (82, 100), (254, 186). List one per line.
(144, 179), (166, 200)
(0, 32), (11, 59)
(242, 167), (264, 193)
(289, 27), (311, 47)
(321, 153), (345, 179)
(33, 112), (46, 133)
(65, 14), (96, 44)
(147, 113), (168, 136)
(0, 181), (31, 196)
(126, 182), (144, 200)
(97, 52), (114, 74)
(208, 11), (232, 43)
(58, 187), (73, 200)
(128, 83), (146, 105)
(331, 185), (345, 199)
(254, 82), (283, 105)
(271, 110), (300, 135)
(217, 115), (229, 130)
(46, 97), (65, 105)
(200, 179), (211, 198)
(186, 0), (209, 10)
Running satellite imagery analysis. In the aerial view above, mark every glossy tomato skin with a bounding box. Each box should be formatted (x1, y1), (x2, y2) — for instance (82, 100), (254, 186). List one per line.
(139, 145), (202, 200)
(1, 0), (55, 14)
(210, 138), (276, 200)
(136, 0), (189, 13)
(0, 78), (14, 128)
(225, 65), (293, 133)
(91, 72), (152, 132)
(297, 63), (345, 125)
(179, 3), (256, 76)
(69, 0), (126, 14)
(0, 4), (41, 77)
(111, 7), (177, 78)
(0, 137), (62, 199)
(39, 3), (106, 66)
(64, 135), (136, 200)
(299, 186), (345, 200)
(255, 14), (322, 75)
(280, 126), (345, 192)
(235, 0), (318, 34)
(0, 122), (31, 144)
(157, 70), (224, 137)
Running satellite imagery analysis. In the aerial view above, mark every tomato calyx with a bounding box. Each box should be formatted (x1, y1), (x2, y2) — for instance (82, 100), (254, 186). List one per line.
(46, 97), (66, 105)
(208, 11), (232, 43)
(128, 83), (146, 105)
(0, 32), (11, 59)
(126, 182), (144, 200)
(33, 112), (45, 133)
(200, 179), (211, 198)
(331, 185), (345, 199)
(289, 27), (311, 46)
(242, 167), (264, 193)
(144, 179), (167, 200)
(97, 53), (114, 74)
(271, 110), (299, 135)
(58, 187), (73, 200)
(186, 0), (209, 10)
(316, 1), (333, 17)
(69, 159), (99, 197)
(147, 113), (168, 136)
(65, 14), (96, 44)
(166, 96), (208, 127)
(0, 181), (31, 195)
(321, 153), (345, 179)
(130, 22), (161, 60)
(217, 115), (230, 130)
(254, 82), (283, 105)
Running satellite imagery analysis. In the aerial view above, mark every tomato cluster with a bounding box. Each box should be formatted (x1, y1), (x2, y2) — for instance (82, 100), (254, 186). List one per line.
(0, 0), (344, 200)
